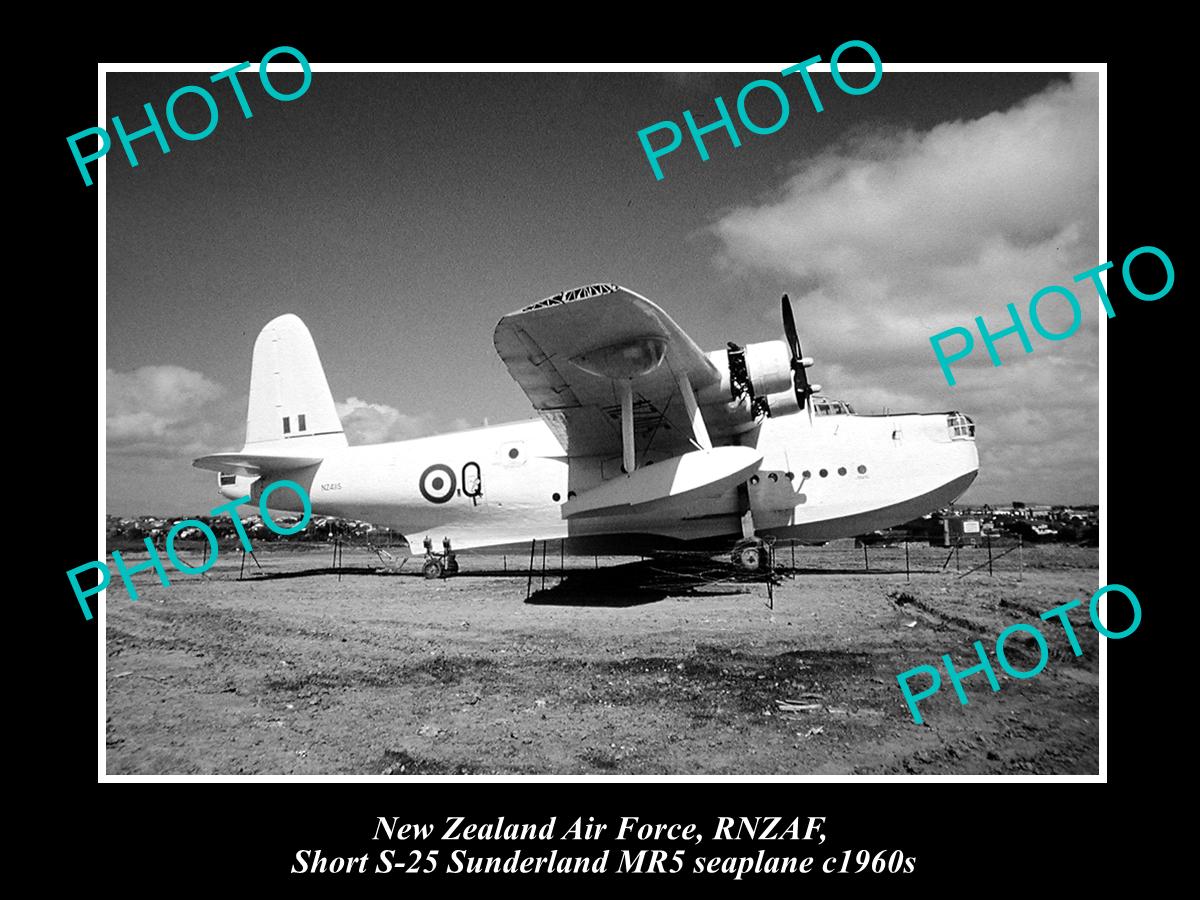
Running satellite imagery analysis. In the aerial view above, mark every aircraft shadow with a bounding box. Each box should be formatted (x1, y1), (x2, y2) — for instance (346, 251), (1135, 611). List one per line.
(777, 567), (935, 576)
(524, 560), (762, 607)
(237, 563), (931, 585)
(240, 566), (384, 581)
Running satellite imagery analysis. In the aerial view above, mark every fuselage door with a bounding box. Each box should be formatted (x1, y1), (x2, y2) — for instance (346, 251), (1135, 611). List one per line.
(462, 461), (484, 505)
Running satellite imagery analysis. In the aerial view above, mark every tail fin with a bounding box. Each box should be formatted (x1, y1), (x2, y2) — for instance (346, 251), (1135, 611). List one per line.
(245, 314), (348, 451)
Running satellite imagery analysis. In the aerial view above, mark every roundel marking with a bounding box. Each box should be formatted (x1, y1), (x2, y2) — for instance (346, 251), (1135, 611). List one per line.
(419, 464), (457, 504)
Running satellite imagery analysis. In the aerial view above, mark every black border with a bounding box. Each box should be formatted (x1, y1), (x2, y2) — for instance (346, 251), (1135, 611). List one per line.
(45, 19), (1178, 887)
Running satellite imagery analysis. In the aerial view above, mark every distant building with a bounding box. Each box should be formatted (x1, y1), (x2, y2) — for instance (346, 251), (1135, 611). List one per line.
(944, 516), (983, 547)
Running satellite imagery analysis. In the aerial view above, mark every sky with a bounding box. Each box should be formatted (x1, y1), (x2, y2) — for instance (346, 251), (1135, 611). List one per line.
(105, 69), (1098, 516)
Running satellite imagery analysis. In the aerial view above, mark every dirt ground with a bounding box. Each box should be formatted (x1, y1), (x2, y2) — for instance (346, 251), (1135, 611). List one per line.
(104, 543), (1099, 775)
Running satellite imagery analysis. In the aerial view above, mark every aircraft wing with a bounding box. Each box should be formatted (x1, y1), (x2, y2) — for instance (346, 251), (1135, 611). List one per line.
(493, 284), (722, 458)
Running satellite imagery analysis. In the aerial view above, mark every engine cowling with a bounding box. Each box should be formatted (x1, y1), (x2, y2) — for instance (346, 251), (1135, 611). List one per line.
(696, 295), (818, 427)
(761, 389), (800, 417)
(742, 341), (793, 397)
(698, 341), (799, 424)
(696, 339), (806, 434)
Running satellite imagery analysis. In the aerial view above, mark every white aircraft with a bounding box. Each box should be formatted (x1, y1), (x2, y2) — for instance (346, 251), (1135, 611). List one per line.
(194, 285), (978, 578)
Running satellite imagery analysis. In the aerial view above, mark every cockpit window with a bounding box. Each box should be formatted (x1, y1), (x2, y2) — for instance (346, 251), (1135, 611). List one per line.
(812, 397), (853, 416)
(947, 412), (976, 439)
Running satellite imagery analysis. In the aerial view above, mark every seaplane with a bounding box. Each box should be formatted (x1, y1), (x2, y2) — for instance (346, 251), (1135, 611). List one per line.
(193, 284), (979, 578)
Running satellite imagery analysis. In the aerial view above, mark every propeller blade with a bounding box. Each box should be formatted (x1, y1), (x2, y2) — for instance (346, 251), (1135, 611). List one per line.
(781, 294), (800, 359)
(781, 293), (813, 409)
(782, 292), (820, 415)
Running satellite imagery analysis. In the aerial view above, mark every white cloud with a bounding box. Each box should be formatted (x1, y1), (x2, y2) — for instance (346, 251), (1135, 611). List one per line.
(107, 366), (240, 457)
(714, 76), (1098, 286)
(107, 365), (471, 463)
(335, 396), (469, 444)
(710, 75), (1100, 502)
(105, 367), (477, 513)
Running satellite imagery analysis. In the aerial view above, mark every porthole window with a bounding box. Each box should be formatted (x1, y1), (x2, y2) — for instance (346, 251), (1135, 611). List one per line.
(768, 473), (778, 482)
(785, 472), (794, 481)
(508, 447), (520, 459)
(819, 469), (828, 478)
(750, 475), (760, 485)
(552, 492), (561, 502)
(838, 467), (847, 476)
(857, 464), (867, 474)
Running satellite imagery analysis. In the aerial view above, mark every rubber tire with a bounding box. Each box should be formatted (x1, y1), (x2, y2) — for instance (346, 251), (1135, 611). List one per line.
(736, 546), (762, 571)
(422, 559), (444, 580)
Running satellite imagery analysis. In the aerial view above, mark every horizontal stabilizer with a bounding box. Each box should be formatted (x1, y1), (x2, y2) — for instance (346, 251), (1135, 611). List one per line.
(562, 446), (762, 519)
(192, 451), (324, 477)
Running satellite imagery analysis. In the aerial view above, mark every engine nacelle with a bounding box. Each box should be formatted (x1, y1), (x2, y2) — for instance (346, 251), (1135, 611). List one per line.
(762, 389), (800, 417)
(742, 341), (793, 396)
(697, 341), (802, 431)
(698, 342), (794, 400)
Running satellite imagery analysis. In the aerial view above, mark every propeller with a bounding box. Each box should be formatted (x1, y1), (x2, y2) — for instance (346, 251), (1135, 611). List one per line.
(781, 294), (820, 411)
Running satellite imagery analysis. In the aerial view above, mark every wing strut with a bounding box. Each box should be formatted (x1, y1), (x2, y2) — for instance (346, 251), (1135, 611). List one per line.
(619, 379), (636, 473)
(676, 371), (712, 451)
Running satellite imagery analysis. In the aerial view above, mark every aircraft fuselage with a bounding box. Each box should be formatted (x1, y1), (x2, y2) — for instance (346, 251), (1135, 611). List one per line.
(223, 408), (978, 552)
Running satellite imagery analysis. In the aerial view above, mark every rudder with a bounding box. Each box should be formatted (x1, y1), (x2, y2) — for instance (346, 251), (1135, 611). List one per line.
(245, 314), (348, 451)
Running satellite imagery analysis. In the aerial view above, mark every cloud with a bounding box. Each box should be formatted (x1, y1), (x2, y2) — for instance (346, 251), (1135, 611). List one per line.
(107, 365), (471, 462)
(709, 74), (1100, 502)
(714, 76), (1098, 286)
(335, 396), (469, 444)
(107, 365), (241, 457)
(105, 370), (475, 513)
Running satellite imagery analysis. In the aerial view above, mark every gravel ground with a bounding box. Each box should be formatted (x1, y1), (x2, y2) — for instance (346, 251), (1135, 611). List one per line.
(104, 543), (1099, 775)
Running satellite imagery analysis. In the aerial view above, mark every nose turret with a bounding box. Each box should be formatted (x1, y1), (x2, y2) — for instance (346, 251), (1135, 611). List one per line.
(947, 412), (975, 440)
